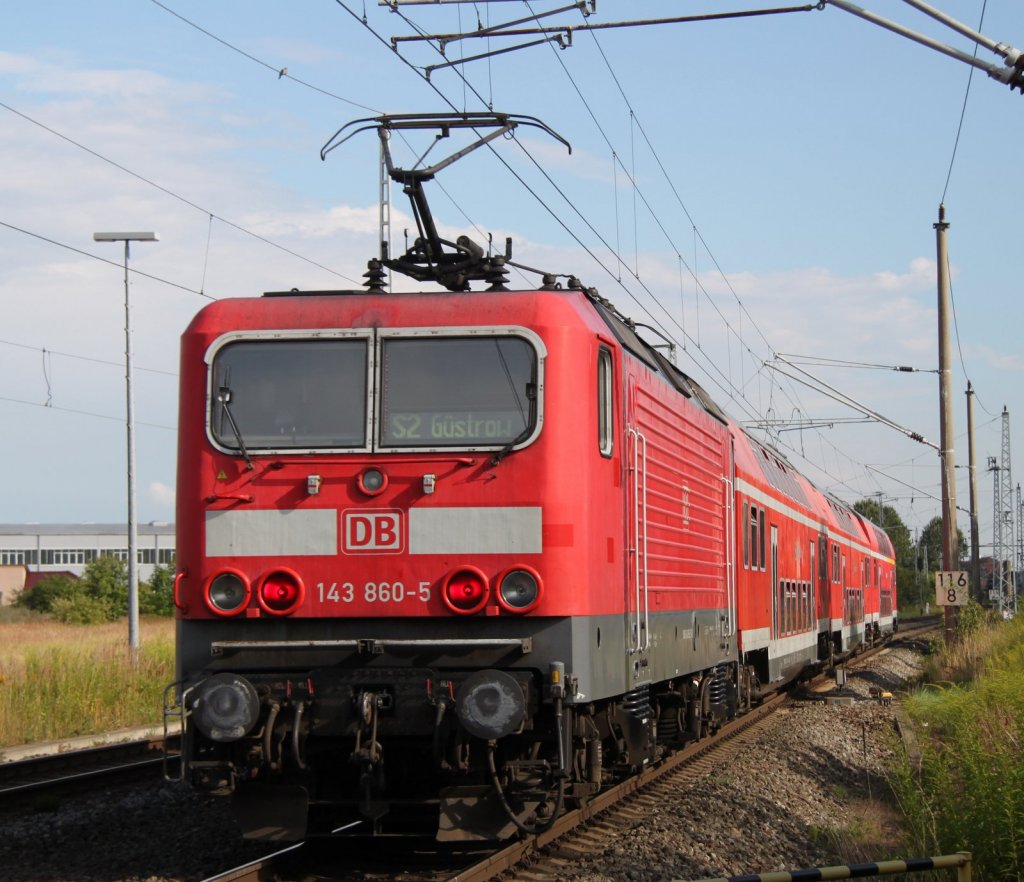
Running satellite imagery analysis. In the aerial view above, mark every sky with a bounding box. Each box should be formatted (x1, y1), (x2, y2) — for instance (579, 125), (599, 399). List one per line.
(2, 0), (1023, 558)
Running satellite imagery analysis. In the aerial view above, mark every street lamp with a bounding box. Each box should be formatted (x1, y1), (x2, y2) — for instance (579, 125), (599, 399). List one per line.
(93, 231), (159, 652)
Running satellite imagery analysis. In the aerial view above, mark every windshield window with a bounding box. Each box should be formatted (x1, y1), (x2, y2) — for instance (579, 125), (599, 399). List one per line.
(210, 339), (367, 450)
(380, 336), (535, 447)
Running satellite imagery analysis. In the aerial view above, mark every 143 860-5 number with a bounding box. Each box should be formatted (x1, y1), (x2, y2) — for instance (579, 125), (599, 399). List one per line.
(317, 580), (431, 604)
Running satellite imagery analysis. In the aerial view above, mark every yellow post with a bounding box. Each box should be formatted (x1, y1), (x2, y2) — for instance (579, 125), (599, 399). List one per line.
(956, 851), (972, 882)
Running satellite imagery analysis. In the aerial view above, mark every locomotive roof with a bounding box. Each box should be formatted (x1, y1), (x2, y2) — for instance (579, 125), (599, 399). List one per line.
(587, 296), (729, 427)
(206, 284), (892, 553)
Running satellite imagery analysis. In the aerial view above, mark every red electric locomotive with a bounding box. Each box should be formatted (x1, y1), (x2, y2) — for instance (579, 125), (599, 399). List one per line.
(166, 114), (895, 842)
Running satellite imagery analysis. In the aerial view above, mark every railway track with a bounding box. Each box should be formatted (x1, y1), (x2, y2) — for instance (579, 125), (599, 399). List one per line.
(0, 733), (177, 811)
(201, 619), (939, 882)
(0, 618), (937, 880)
(193, 691), (793, 882)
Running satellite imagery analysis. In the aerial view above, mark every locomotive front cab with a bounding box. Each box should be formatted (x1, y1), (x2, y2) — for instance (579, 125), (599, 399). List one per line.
(170, 291), (628, 841)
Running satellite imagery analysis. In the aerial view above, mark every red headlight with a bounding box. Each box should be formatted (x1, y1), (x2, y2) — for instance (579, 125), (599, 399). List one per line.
(443, 567), (490, 615)
(257, 569), (304, 615)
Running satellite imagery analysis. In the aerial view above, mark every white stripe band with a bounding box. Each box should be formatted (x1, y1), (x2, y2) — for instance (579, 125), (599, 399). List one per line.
(409, 506), (541, 555)
(206, 509), (338, 557)
(735, 476), (892, 563)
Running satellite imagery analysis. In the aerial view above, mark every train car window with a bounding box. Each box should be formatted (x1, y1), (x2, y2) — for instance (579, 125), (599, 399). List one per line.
(210, 339), (368, 450)
(749, 506), (758, 571)
(787, 581), (794, 634)
(759, 512), (767, 571)
(780, 580), (787, 635)
(598, 348), (614, 457)
(380, 336), (536, 448)
(742, 501), (749, 568)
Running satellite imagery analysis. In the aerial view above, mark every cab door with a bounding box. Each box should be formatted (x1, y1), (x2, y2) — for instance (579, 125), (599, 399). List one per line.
(624, 377), (651, 687)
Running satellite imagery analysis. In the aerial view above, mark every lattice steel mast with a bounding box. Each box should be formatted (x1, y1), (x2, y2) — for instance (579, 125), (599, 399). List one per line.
(989, 406), (1015, 615)
(1017, 482), (1023, 600)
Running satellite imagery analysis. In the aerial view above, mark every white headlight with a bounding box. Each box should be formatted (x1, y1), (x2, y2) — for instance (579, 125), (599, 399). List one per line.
(192, 673), (259, 742)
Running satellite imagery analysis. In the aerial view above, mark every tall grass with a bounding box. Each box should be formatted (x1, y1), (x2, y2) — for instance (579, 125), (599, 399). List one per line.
(891, 614), (1024, 880)
(0, 617), (175, 748)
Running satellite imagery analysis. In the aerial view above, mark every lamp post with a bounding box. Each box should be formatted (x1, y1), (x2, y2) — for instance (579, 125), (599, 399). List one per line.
(93, 231), (159, 652)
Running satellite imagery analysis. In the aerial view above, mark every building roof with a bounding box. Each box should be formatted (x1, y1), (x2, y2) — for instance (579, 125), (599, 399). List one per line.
(26, 570), (79, 589)
(0, 523), (174, 537)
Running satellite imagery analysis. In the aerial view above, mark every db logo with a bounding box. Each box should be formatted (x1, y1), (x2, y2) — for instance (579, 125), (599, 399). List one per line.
(341, 510), (404, 554)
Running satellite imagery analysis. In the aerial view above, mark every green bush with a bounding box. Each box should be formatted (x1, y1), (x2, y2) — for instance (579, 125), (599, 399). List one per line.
(12, 556), (175, 621)
(80, 556), (128, 618)
(14, 575), (79, 612)
(891, 617), (1024, 880)
(140, 561), (175, 617)
(956, 599), (989, 637)
(50, 593), (114, 625)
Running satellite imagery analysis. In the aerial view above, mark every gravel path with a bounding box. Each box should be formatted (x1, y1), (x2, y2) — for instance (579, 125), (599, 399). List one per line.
(0, 644), (924, 882)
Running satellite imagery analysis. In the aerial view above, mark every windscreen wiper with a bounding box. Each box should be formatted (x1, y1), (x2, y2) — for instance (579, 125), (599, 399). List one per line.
(490, 383), (537, 467)
(217, 385), (254, 471)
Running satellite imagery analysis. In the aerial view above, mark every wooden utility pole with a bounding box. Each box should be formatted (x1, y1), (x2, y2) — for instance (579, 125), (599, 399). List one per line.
(966, 383), (981, 602)
(935, 205), (959, 644)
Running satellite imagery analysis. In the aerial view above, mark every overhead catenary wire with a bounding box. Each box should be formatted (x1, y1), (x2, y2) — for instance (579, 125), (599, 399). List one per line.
(133, 1), (956, 519)
(0, 339), (177, 377)
(0, 100), (361, 286)
(0, 220), (211, 300)
(769, 356), (937, 449)
(934, 0), (997, 421)
(557, 3), (894, 489)
(777, 353), (938, 372)
(0, 395), (175, 431)
(345, 0), (769, 424)
(147, 0), (528, 289)
(148, 0), (379, 112)
(381, 0), (941, 504)
(0, 1), (995, 536)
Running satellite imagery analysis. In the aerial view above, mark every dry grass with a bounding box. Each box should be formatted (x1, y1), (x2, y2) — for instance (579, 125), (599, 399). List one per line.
(825, 794), (907, 864)
(0, 617), (175, 748)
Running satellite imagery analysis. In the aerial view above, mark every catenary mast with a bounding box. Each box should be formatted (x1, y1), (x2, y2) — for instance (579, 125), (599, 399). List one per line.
(989, 407), (1015, 615)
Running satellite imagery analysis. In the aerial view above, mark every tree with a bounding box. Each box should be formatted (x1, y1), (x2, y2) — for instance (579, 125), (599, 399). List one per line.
(854, 498), (924, 610)
(918, 515), (967, 570)
(79, 555), (129, 618)
(11, 556), (169, 624)
(853, 499), (913, 569)
(140, 560), (175, 617)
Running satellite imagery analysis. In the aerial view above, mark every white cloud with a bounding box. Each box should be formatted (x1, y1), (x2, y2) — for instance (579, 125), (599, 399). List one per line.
(516, 135), (612, 184)
(149, 482), (176, 508)
(966, 344), (1024, 372)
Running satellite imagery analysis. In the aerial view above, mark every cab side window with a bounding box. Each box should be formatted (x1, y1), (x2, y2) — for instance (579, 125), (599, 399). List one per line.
(598, 348), (614, 457)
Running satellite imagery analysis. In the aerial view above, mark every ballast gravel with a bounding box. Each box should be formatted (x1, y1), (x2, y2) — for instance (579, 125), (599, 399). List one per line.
(550, 643), (925, 882)
(0, 642), (925, 882)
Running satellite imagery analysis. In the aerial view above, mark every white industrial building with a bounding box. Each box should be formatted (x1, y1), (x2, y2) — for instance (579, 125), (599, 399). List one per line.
(0, 523), (175, 585)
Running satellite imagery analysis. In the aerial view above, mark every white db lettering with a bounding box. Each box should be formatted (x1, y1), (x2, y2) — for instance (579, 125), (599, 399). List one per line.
(342, 510), (403, 554)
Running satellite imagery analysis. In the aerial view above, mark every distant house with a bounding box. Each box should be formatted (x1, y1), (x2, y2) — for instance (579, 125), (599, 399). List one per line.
(0, 524), (175, 583)
(25, 570), (79, 590)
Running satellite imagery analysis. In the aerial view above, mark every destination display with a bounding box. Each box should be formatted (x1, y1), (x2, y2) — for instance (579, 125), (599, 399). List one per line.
(385, 411), (522, 444)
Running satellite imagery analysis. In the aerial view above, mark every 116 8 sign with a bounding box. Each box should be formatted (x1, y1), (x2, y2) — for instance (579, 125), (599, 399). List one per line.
(935, 571), (969, 606)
